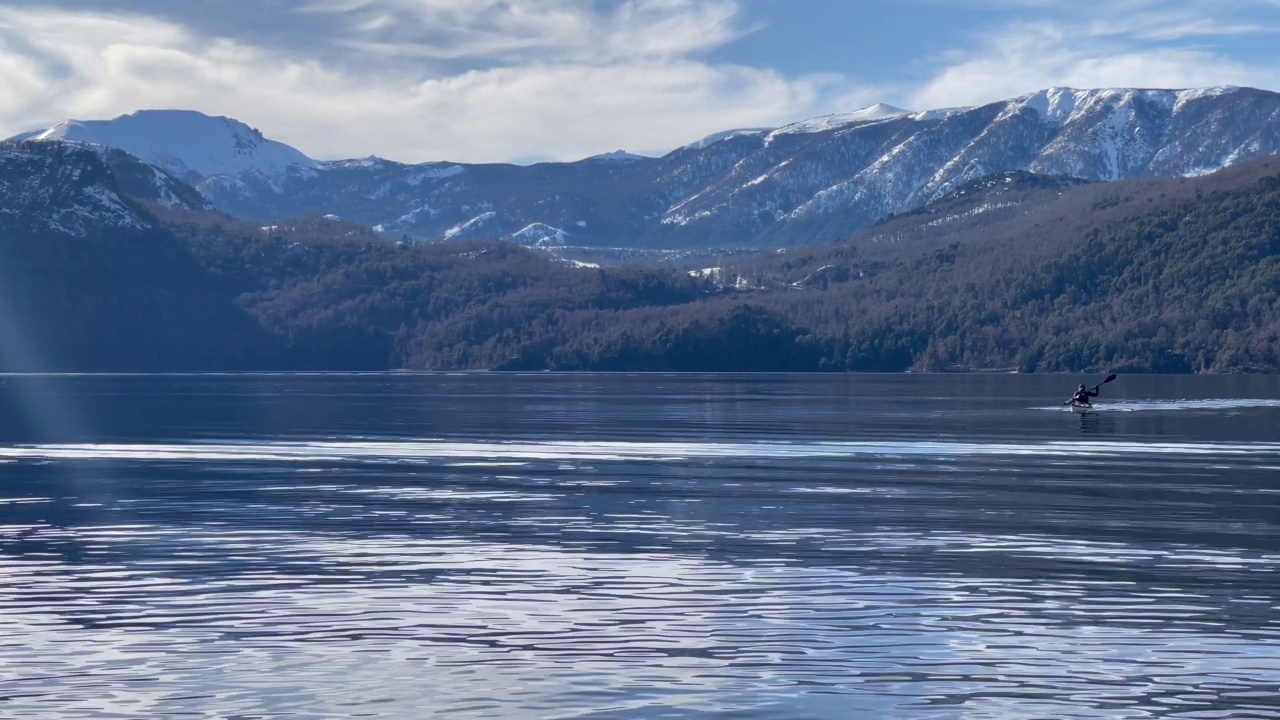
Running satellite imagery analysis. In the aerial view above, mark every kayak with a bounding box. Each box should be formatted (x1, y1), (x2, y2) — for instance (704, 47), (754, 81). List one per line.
(1065, 375), (1118, 412)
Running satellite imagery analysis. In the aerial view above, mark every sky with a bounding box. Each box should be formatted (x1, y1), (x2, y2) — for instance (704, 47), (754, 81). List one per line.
(2, 0), (1280, 164)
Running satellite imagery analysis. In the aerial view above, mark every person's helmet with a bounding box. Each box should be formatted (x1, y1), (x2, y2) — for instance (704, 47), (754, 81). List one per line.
(1078, 384), (1086, 390)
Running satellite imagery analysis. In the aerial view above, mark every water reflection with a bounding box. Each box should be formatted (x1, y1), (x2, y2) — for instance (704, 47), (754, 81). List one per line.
(1, 374), (1278, 719)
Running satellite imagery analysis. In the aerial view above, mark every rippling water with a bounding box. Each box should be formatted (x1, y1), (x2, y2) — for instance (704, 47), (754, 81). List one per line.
(1, 373), (1278, 719)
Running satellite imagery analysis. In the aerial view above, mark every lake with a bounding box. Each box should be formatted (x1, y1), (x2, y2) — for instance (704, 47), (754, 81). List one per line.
(1, 373), (1278, 719)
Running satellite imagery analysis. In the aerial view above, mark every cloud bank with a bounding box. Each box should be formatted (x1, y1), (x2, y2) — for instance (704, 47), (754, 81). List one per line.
(0, 0), (1277, 163)
(906, 1), (1280, 109)
(0, 2), (872, 162)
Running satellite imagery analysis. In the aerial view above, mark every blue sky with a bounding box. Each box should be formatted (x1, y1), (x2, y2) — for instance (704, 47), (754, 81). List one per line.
(2, 0), (1279, 163)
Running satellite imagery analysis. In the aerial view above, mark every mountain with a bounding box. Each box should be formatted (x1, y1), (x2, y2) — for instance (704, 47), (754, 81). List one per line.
(2, 135), (1279, 373)
(13, 110), (317, 186)
(13, 87), (1280, 248)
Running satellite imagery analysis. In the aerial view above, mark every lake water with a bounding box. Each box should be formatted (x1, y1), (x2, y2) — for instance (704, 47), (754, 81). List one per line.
(1, 373), (1278, 719)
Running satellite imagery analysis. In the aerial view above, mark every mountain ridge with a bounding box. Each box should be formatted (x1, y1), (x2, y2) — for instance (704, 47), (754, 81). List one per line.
(9, 85), (1280, 249)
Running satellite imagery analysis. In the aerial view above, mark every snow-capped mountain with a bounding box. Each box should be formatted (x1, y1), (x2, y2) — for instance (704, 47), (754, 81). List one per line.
(12, 110), (318, 199)
(11, 86), (1280, 248)
(652, 86), (1280, 245)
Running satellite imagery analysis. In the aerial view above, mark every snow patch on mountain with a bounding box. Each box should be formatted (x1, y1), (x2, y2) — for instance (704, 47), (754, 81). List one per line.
(508, 223), (568, 247)
(52, 185), (146, 236)
(1017, 87), (1088, 124)
(373, 202), (440, 233)
(910, 107), (970, 122)
(771, 103), (910, 137)
(1174, 85), (1242, 111)
(682, 128), (771, 150)
(925, 201), (1020, 228)
(401, 163), (464, 185)
(444, 211), (498, 241)
(659, 207), (715, 226)
(323, 156), (395, 171)
(136, 164), (190, 208)
(195, 174), (250, 197)
(1013, 86), (1241, 125)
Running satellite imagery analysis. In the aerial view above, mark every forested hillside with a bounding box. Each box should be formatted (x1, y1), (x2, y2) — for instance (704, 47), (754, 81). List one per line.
(0, 221), (279, 371)
(160, 209), (715, 369)
(873, 175), (1280, 373)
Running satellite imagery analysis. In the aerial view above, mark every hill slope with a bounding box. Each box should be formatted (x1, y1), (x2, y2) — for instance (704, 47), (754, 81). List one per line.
(0, 143), (281, 371)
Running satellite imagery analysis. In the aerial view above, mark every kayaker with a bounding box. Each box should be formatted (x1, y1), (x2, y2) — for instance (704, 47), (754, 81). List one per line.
(1070, 383), (1099, 406)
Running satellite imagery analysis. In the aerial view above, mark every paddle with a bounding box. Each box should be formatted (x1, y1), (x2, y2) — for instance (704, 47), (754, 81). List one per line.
(1064, 373), (1117, 405)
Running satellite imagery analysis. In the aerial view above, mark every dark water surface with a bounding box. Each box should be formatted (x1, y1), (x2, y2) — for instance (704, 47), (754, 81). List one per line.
(1, 373), (1278, 719)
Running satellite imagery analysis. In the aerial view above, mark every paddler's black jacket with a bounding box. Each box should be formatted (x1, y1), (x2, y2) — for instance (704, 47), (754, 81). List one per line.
(1072, 387), (1099, 404)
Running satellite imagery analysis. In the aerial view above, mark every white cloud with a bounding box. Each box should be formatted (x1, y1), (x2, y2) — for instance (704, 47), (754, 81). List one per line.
(906, 14), (1279, 110)
(2, 1), (1276, 164)
(0, 3), (866, 163)
(302, 0), (751, 63)
(1080, 10), (1269, 41)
